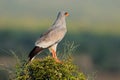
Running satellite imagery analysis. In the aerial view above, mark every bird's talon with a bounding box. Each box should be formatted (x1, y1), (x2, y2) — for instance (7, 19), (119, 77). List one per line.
(55, 58), (61, 63)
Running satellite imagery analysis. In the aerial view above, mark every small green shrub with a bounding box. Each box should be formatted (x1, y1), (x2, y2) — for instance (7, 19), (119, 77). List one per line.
(14, 56), (86, 80)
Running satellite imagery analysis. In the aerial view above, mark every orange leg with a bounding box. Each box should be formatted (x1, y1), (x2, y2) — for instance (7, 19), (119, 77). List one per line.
(51, 48), (60, 63)
(51, 48), (55, 58)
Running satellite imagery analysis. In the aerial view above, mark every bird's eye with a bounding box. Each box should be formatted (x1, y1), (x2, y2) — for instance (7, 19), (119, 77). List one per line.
(64, 12), (69, 16)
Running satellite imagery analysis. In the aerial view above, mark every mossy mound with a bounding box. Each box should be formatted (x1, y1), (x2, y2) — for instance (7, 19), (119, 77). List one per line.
(15, 56), (86, 80)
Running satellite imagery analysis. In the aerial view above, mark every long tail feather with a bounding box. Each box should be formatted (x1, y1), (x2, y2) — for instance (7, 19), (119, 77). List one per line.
(28, 46), (43, 61)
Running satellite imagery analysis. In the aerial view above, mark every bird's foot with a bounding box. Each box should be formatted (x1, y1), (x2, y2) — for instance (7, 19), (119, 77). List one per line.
(54, 58), (61, 63)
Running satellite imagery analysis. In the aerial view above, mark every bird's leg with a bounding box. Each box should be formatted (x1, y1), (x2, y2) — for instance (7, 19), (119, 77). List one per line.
(50, 48), (55, 58)
(50, 48), (60, 62)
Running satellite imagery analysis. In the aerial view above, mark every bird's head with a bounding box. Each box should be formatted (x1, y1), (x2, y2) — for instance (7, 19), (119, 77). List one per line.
(57, 11), (69, 19)
(53, 11), (69, 26)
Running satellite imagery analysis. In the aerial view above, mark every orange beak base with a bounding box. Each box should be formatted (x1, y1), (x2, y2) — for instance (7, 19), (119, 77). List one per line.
(65, 12), (69, 16)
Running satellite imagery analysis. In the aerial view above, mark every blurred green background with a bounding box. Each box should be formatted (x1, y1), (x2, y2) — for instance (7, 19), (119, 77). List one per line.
(0, 0), (120, 80)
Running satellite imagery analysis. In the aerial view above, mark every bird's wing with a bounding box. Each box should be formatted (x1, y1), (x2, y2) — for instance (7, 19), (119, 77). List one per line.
(35, 26), (66, 48)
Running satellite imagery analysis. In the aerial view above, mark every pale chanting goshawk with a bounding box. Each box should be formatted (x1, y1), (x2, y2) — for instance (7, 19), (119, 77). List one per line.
(28, 11), (69, 62)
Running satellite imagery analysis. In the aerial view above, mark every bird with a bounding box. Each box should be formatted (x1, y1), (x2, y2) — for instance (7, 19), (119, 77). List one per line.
(28, 11), (69, 62)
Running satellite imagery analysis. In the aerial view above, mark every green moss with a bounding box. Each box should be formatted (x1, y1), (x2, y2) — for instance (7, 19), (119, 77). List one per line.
(14, 56), (86, 80)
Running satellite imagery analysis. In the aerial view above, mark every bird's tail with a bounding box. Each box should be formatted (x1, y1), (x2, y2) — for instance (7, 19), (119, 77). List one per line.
(28, 46), (43, 62)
